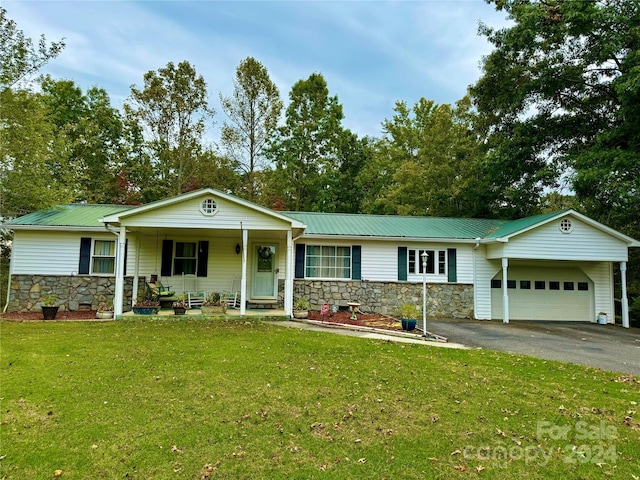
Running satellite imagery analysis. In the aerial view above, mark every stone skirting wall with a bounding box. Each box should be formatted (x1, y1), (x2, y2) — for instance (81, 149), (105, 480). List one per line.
(8, 275), (141, 312)
(294, 280), (474, 318)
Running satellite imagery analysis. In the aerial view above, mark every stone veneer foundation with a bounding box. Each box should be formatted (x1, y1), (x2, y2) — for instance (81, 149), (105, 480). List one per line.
(293, 280), (474, 318)
(7, 275), (142, 312)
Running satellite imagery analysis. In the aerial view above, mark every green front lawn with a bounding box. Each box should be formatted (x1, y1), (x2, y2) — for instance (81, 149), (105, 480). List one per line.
(1, 319), (638, 479)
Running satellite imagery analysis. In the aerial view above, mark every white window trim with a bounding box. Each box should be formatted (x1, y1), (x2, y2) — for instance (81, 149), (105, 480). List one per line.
(305, 245), (352, 280)
(408, 249), (446, 276)
(91, 239), (116, 276)
(173, 241), (198, 276)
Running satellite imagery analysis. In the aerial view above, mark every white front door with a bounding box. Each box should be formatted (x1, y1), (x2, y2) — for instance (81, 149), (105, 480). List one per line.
(252, 245), (277, 300)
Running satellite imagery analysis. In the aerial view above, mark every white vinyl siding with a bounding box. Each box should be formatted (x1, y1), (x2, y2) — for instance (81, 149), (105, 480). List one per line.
(473, 250), (498, 320)
(10, 231), (134, 276)
(487, 217), (630, 261)
(119, 196), (292, 231)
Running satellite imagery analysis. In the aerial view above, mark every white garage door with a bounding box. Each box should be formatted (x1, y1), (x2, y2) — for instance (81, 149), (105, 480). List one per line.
(491, 267), (594, 321)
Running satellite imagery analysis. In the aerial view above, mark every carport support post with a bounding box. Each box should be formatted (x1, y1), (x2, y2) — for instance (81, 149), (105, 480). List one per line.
(421, 251), (428, 337)
(621, 262), (629, 328)
(502, 258), (509, 324)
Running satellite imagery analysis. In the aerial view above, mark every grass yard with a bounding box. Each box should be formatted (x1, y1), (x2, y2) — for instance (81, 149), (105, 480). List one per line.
(1, 319), (638, 479)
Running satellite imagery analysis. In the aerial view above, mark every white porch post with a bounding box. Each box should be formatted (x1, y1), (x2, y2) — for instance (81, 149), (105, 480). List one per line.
(284, 230), (293, 316)
(114, 228), (127, 317)
(502, 257), (509, 324)
(621, 261), (629, 328)
(240, 228), (248, 316)
(132, 236), (140, 306)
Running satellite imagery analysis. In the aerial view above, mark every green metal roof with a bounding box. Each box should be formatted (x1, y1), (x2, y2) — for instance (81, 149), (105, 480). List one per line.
(3, 202), (573, 242)
(483, 210), (567, 239)
(3, 204), (135, 227)
(283, 212), (507, 239)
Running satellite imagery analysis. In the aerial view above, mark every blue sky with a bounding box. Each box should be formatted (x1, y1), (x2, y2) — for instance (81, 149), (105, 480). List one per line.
(6, 0), (510, 138)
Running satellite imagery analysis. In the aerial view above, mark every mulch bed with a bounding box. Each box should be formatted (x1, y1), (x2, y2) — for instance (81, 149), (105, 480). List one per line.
(307, 310), (415, 333)
(0, 310), (99, 321)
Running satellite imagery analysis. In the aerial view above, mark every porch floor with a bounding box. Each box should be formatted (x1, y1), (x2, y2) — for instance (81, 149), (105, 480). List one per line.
(120, 308), (288, 319)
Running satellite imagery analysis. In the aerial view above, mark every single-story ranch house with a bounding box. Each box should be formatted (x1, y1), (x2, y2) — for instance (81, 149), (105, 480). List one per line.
(2, 188), (638, 327)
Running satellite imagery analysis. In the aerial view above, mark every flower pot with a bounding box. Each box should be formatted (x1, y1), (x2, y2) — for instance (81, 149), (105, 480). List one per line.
(132, 307), (160, 315)
(42, 306), (59, 320)
(401, 318), (417, 331)
(293, 310), (308, 319)
(96, 311), (114, 319)
(173, 307), (186, 316)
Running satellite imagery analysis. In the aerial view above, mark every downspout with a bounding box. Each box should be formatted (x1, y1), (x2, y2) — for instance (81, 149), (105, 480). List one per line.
(472, 238), (480, 320)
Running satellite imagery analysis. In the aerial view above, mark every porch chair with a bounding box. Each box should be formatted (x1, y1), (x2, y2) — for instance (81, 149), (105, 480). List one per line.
(182, 273), (206, 308)
(221, 276), (241, 310)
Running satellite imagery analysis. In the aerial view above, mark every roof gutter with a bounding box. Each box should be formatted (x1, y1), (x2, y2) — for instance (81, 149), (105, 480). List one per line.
(299, 234), (485, 244)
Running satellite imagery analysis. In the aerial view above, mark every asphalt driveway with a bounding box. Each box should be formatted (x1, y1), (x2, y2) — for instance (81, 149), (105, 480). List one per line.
(428, 319), (640, 376)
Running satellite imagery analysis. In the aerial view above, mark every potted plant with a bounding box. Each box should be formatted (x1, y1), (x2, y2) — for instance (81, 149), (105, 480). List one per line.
(398, 303), (420, 331)
(132, 299), (161, 315)
(172, 295), (188, 316)
(293, 297), (310, 319)
(41, 294), (59, 320)
(201, 293), (227, 315)
(96, 299), (114, 319)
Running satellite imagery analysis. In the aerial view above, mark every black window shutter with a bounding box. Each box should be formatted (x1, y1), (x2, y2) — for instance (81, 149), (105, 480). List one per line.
(123, 239), (128, 276)
(161, 240), (173, 277)
(447, 248), (457, 282)
(295, 244), (305, 279)
(79, 237), (91, 274)
(197, 241), (209, 277)
(352, 245), (362, 280)
(398, 247), (407, 281)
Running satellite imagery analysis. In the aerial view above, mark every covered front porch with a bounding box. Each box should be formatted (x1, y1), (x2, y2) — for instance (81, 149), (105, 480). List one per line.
(100, 189), (306, 318)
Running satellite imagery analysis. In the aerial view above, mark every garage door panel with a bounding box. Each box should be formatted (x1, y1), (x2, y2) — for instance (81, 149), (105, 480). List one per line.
(491, 267), (594, 321)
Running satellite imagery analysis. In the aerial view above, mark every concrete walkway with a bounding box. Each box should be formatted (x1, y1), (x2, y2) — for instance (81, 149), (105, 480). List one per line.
(271, 319), (469, 349)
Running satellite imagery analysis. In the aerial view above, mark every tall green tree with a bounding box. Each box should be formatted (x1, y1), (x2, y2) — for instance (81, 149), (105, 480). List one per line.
(0, 7), (69, 219)
(361, 97), (487, 217)
(125, 60), (214, 199)
(0, 89), (74, 217)
(471, 0), (640, 225)
(267, 73), (344, 211)
(41, 76), (127, 204)
(220, 57), (282, 201)
(0, 6), (65, 88)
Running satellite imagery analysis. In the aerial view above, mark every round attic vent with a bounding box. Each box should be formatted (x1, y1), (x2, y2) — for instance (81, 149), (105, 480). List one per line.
(559, 218), (573, 233)
(200, 198), (218, 216)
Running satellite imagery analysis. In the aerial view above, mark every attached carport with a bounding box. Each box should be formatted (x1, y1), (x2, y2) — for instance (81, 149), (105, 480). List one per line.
(478, 210), (639, 327)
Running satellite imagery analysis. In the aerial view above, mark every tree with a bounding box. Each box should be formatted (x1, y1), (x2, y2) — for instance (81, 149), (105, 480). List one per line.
(0, 89), (74, 217)
(41, 76), (127, 204)
(360, 97), (487, 217)
(0, 6), (65, 88)
(471, 0), (640, 224)
(0, 8), (70, 219)
(125, 61), (214, 199)
(267, 73), (344, 211)
(220, 57), (282, 201)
